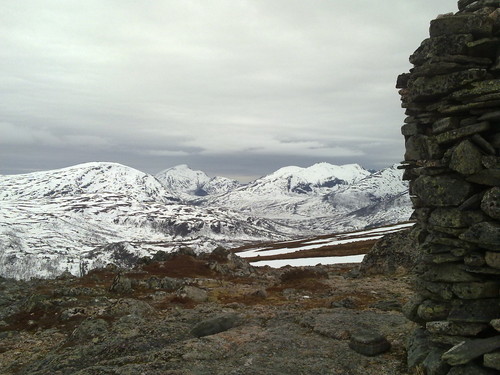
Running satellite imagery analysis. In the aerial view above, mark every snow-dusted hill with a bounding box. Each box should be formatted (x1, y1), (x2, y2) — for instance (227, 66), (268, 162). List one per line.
(197, 163), (411, 233)
(156, 164), (240, 200)
(0, 162), (175, 203)
(0, 163), (293, 279)
(0, 162), (412, 279)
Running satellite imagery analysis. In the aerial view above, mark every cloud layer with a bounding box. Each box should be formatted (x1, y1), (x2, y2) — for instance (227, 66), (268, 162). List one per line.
(1, 0), (458, 180)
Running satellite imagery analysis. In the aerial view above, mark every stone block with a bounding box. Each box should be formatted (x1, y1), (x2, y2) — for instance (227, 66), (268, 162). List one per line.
(429, 14), (493, 38)
(432, 117), (460, 134)
(449, 299), (500, 323)
(485, 252), (500, 269)
(417, 300), (451, 321)
(426, 321), (487, 336)
(451, 79), (500, 101)
(408, 69), (488, 102)
(422, 347), (450, 375)
(451, 281), (500, 299)
(422, 264), (481, 283)
(348, 331), (391, 357)
(429, 208), (485, 228)
(435, 121), (490, 144)
(460, 222), (500, 251)
(413, 175), (474, 207)
(416, 280), (455, 301)
(401, 122), (425, 136)
(450, 140), (484, 175)
(407, 328), (431, 369)
(410, 34), (473, 66)
(442, 335), (500, 366)
(483, 351), (500, 371)
(405, 135), (443, 160)
(446, 363), (498, 375)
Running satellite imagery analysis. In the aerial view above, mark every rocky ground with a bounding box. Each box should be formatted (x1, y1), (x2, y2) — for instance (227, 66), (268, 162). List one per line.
(0, 244), (417, 375)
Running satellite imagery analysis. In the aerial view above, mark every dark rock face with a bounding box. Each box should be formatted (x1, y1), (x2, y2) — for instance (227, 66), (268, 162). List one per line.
(397, 2), (500, 374)
(359, 228), (419, 276)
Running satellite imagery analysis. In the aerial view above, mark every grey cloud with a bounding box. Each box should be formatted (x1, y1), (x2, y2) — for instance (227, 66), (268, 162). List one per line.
(1, 0), (458, 180)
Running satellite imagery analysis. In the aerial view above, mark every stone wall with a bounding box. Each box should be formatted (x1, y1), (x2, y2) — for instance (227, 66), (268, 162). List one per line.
(397, 1), (500, 374)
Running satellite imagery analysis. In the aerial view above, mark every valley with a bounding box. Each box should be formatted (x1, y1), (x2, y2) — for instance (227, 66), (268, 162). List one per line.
(0, 162), (412, 279)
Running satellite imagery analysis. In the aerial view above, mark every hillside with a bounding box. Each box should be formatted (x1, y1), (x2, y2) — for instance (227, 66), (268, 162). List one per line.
(0, 162), (412, 279)
(0, 246), (414, 375)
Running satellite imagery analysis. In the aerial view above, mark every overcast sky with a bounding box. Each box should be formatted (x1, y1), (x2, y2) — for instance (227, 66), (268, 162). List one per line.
(1, 0), (458, 182)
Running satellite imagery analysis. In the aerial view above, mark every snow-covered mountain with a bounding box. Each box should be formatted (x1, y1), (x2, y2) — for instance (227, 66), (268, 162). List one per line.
(155, 164), (240, 200)
(0, 162), (412, 279)
(197, 163), (411, 233)
(0, 163), (293, 279)
(0, 162), (174, 203)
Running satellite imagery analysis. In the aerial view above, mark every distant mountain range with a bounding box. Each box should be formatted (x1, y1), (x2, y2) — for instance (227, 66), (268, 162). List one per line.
(0, 162), (412, 279)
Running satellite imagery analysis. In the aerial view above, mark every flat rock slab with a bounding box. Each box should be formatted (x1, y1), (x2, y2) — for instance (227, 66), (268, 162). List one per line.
(348, 331), (391, 357)
(191, 313), (240, 338)
(442, 335), (500, 365)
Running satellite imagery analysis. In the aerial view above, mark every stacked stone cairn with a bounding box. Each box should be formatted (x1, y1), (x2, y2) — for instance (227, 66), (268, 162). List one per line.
(396, 1), (500, 374)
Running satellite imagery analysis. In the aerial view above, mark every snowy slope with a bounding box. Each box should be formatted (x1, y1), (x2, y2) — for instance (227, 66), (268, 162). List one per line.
(0, 162), (412, 279)
(0, 163), (293, 279)
(156, 164), (240, 200)
(199, 163), (410, 233)
(0, 162), (174, 203)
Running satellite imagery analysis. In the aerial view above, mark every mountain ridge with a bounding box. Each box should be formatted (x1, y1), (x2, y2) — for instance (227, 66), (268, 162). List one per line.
(0, 161), (412, 279)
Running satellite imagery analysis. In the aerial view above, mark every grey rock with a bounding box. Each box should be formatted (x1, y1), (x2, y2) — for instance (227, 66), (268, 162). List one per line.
(69, 318), (109, 343)
(434, 121), (490, 144)
(442, 335), (500, 365)
(331, 297), (358, 309)
(448, 299), (500, 323)
(421, 263), (480, 283)
(449, 140), (484, 175)
(471, 134), (496, 155)
(486, 252), (500, 269)
(490, 319), (500, 332)
(405, 135), (443, 160)
(422, 347), (450, 375)
(460, 222), (500, 251)
(417, 300), (451, 321)
(464, 252), (486, 267)
(429, 14), (493, 38)
(348, 330), (390, 357)
(410, 34), (473, 66)
(446, 363), (498, 375)
(407, 328), (431, 370)
(412, 175), (474, 207)
(426, 321), (487, 336)
(369, 300), (402, 312)
(483, 351), (500, 371)
(401, 122), (424, 136)
(451, 281), (500, 299)
(107, 298), (155, 318)
(432, 117), (461, 134)
(429, 208), (485, 228)
(481, 187), (500, 220)
(422, 252), (463, 264)
(176, 285), (208, 302)
(403, 295), (426, 323)
(359, 229), (419, 276)
(416, 280), (454, 300)
(191, 313), (240, 338)
(408, 70), (488, 102)
(109, 273), (132, 294)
